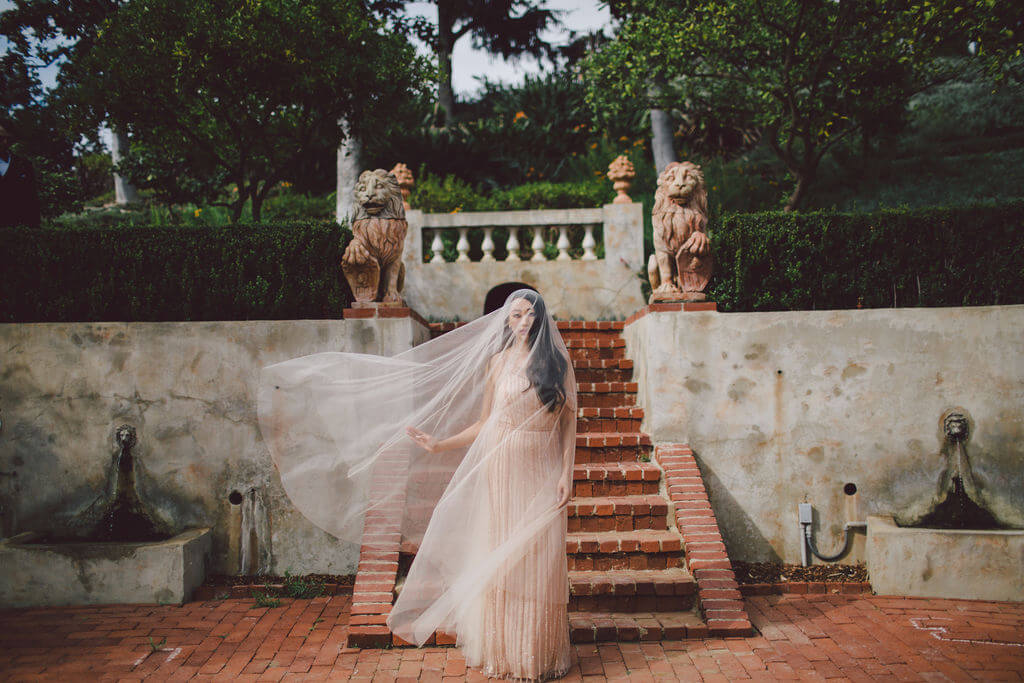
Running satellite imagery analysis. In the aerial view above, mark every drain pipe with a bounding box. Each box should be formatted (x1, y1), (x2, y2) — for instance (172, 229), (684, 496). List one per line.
(799, 483), (867, 566)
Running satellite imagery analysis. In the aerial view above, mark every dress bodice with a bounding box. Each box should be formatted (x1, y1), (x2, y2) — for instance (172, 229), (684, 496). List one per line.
(492, 357), (560, 432)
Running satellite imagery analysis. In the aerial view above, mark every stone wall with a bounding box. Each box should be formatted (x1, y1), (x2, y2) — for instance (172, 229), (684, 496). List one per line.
(623, 305), (1024, 564)
(0, 318), (429, 575)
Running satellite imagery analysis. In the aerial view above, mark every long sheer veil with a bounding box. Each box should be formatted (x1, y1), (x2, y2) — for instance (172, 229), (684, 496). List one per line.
(257, 289), (576, 645)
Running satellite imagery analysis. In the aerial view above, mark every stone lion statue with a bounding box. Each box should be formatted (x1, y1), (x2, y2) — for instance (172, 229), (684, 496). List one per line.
(342, 169), (407, 304)
(648, 161), (713, 301)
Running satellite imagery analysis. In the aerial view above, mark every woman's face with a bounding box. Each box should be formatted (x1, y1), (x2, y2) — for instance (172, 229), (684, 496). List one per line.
(507, 298), (536, 341)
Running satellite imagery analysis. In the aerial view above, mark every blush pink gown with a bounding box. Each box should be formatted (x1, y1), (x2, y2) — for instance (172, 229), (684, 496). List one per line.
(462, 361), (572, 681)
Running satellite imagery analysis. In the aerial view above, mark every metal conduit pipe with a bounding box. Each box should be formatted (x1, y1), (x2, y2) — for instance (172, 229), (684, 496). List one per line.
(799, 496), (867, 566)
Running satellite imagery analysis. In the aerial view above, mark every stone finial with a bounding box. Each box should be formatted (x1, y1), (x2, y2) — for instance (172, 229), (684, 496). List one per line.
(390, 163), (414, 210)
(606, 155), (636, 204)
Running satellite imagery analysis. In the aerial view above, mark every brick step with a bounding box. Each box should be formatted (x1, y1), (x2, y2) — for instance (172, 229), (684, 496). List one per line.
(556, 321), (625, 333)
(558, 331), (626, 344)
(578, 411), (642, 432)
(567, 339), (626, 361)
(566, 530), (683, 570)
(574, 366), (633, 383)
(568, 568), (697, 613)
(568, 495), (668, 532)
(569, 610), (706, 642)
(577, 382), (637, 409)
(573, 462), (661, 497)
(572, 359), (633, 371)
(575, 432), (650, 447)
(574, 441), (652, 464)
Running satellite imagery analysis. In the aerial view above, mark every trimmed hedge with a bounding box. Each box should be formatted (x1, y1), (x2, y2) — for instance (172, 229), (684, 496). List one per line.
(0, 221), (352, 322)
(2, 203), (1021, 322)
(709, 201), (1024, 312)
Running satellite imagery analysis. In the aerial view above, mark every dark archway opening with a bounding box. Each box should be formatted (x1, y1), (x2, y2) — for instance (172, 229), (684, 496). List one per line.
(484, 282), (537, 315)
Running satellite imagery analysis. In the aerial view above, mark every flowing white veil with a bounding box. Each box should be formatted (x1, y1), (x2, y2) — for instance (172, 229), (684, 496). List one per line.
(258, 289), (577, 647)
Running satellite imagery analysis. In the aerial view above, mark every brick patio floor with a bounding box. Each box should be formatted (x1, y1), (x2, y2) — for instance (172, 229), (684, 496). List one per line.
(1, 593), (1022, 681)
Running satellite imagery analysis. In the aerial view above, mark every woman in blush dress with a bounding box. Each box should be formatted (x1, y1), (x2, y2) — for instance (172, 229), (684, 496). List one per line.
(259, 289), (576, 681)
(404, 290), (574, 680)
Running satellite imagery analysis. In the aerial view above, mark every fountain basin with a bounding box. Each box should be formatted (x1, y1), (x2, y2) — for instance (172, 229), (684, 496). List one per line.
(866, 515), (1024, 602)
(0, 527), (212, 608)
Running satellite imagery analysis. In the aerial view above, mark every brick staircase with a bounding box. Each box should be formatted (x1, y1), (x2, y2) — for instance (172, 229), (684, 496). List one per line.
(347, 318), (751, 648)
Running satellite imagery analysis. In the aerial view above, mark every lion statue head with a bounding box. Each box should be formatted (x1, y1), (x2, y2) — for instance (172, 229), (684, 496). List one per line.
(653, 161), (708, 218)
(352, 169), (406, 222)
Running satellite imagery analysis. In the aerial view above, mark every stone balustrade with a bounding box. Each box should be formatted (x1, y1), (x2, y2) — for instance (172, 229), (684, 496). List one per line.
(402, 204), (646, 320)
(418, 209), (604, 263)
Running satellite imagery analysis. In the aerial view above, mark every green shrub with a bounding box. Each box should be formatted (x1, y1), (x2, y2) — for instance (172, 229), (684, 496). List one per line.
(0, 221), (353, 322)
(409, 174), (614, 214)
(281, 571), (325, 599)
(709, 201), (1024, 312)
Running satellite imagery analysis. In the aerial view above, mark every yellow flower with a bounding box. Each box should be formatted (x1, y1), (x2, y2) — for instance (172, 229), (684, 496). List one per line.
(280, 181), (292, 188)
(450, 205), (462, 214)
(513, 111), (527, 122)
(194, 208), (202, 217)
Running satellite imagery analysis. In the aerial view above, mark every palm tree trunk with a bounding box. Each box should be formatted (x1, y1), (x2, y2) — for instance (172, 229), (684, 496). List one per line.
(335, 119), (362, 225)
(110, 127), (139, 205)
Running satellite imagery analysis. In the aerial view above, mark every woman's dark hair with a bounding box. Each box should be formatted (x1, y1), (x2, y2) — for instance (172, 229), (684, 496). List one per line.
(501, 290), (567, 412)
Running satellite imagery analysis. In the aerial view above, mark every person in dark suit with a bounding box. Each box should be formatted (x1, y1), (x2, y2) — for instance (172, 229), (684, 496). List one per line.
(0, 124), (42, 228)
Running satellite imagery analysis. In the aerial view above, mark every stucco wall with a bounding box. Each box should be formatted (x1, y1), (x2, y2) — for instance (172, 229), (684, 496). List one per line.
(0, 318), (429, 575)
(623, 305), (1024, 564)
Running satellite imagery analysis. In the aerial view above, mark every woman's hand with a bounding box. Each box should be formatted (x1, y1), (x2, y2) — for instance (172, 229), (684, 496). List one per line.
(556, 476), (572, 508)
(406, 426), (440, 453)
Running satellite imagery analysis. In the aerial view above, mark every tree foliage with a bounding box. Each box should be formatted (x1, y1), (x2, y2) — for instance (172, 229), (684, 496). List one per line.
(74, 0), (429, 221)
(585, 0), (1021, 211)
(417, 0), (560, 124)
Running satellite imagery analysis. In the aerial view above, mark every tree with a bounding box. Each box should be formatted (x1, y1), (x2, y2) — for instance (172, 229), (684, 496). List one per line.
(417, 0), (560, 125)
(584, 0), (1017, 211)
(1, 1), (123, 213)
(76, 0), (429, 221)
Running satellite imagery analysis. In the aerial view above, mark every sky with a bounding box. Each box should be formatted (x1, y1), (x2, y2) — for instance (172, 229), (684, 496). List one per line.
(404, 0), (613, 97)
(1, 0), (613, 98)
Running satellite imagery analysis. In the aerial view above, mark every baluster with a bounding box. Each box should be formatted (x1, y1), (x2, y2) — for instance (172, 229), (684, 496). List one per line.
(556, 226), (571, 261)
(456, 227), (470, 262)
(481, 227), (495, 262)
(506, 227), (521, 262)
(581, 225), (597, 261)
(530, 227), (546, 262)
(430, 228), (444, 263)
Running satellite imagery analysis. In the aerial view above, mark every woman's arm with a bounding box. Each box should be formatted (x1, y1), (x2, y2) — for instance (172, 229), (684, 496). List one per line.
(407, 354), (500, 454)
(555, 399), (576, 507)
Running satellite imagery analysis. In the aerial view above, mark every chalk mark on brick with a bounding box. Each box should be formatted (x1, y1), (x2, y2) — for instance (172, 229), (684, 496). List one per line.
(910, 618), (1024, 648)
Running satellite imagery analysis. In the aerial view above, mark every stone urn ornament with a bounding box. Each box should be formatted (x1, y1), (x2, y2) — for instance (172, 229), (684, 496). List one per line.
(606, 155), (636, 204)
(341, 169), (407, 306)
(390, 163), (414, 211)
(648, 161), (713, 302)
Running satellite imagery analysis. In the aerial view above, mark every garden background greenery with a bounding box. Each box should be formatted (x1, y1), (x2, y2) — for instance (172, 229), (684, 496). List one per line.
(1, 0), (1022, 319)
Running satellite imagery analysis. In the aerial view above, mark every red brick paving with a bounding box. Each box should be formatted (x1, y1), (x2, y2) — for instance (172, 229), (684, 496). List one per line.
(2, 593), (1022, 680)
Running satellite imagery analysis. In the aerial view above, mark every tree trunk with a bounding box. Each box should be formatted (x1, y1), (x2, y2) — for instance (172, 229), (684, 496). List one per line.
(436, 1), (457, 126)
(110, 127), (139, 205)
(252, 192), (263, 223)
(650, 108), (677, 174)
(784, 171), (811, 212)
(336, 120), (362, 225)
(231, 193), (246, 222)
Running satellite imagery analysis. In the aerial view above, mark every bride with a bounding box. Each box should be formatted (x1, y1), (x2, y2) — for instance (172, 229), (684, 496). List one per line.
(259, 289), (576, 681)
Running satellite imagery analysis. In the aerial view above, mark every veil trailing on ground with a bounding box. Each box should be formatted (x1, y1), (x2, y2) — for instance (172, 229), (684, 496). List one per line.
(258, 289), (576, 647)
